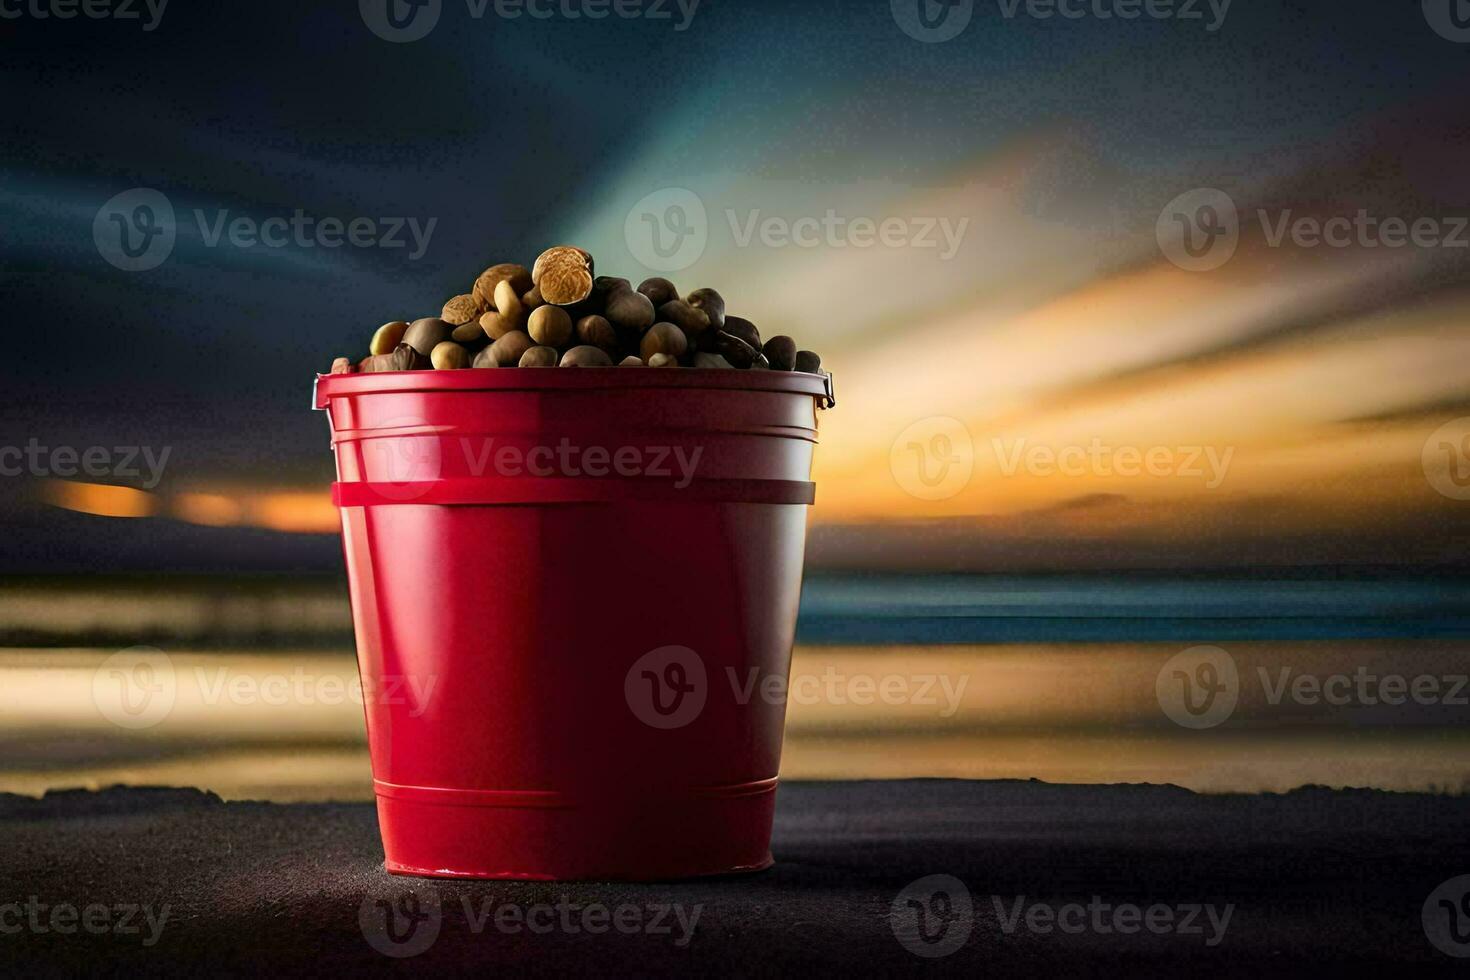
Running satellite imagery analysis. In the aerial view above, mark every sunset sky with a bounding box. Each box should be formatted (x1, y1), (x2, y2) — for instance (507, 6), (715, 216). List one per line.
(4, 1), (1468, 573)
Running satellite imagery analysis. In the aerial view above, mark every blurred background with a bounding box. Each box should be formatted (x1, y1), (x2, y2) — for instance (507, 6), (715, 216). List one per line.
(2, 0), (1469, 800)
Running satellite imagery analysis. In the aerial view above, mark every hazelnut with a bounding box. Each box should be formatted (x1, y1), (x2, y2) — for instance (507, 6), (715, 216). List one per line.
(693, 352), (734, 369)
(472, 263), (532, 309)
(478, 311), (512, 341)
(360, 343), (429, 373)
(619, 355), (645, 366)
(528, 305), (574, 348)
(593, 276), (632, 302)
(493, 279), (526, 332)
(560, 345), (614, 367)
(604, 289), (655, 334)
(753, 335), (791, 370)
(715, 330), (769, 369)
(576, 314), (619, 353)
(441, 293), (483, 326)
(431, 341), (471, 369)
(403, 317), (454, 356)
(637, 277), (679, 308)
(686, 288), (726, 332)
(370, 320), (410, 356)
(532, 245), (595, 306)
(330, 356), (355, 375)
(489, 330), (536, 367)
(723, 315), (761, 350)
(647, 353), (679, 368)
(452, 320), (488, 345)
(795, 350), (822, 374)
(519, 345), (559, 367)
(472, 346), (498, 369)
(640, 322), (689, 361)
(656, 300), (710, 338)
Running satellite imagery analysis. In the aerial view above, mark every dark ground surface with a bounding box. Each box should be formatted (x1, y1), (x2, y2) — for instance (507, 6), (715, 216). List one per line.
(2, 779), (1469, 976)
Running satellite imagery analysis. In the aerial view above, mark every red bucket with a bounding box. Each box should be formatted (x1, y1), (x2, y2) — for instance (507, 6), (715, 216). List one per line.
(314, 367), (831, 880)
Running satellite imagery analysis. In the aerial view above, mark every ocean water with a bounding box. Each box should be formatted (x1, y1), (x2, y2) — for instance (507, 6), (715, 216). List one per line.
(3, 574), (1468, 798)
(796, 575), (1470, 644)
(3, 573), (1466, 647)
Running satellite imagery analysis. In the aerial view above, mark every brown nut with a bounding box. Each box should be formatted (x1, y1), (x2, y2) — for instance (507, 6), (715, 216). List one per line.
(521, 285), (546, 310)
(472, 346), (498, 369)
(723, 315), (761, 349)
(619, 355), (645, 366)
(640, 322), (689, 361)
(519, 345), (559, 367)
(441, 293), (483, 326)
(656, 300), (710, 338)
(489, 330), (536, 367)
(431, 341), (471, 370)
(685, 288), (726, 332)
(370, 320), (410, 355)
(360, 343), (430, 373)
(493, 279), (526, 332)
(637, 277), (679, 308)
(472, 263), (533, 309)
(714, 330), (769, 369)
(528, 305), (574, 348)
(403, 317), (454, 356)
(604, 289), (655, 334)
(330, 356), (355, 375)
(593, 276), (632, 302)
(762, 335), (797, 371)
(647, 352), (679, 368)
(452, 320), (489, 345)
(560, 345), (614, 367)
(532, 246), (595, 306)
(576, 314), (619, 352)
(693, 352), (734, 369)
(794, 350), (822, 374)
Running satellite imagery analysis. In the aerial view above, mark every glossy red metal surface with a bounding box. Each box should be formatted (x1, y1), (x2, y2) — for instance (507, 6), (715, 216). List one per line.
(316, 368), (826, 879)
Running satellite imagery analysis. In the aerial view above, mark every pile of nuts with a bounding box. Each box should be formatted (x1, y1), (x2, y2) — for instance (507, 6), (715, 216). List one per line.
(329, 246), (825, 375)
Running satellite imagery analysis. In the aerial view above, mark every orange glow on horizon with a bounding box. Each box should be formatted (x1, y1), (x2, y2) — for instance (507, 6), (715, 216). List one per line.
(40, 481), (157, 519)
